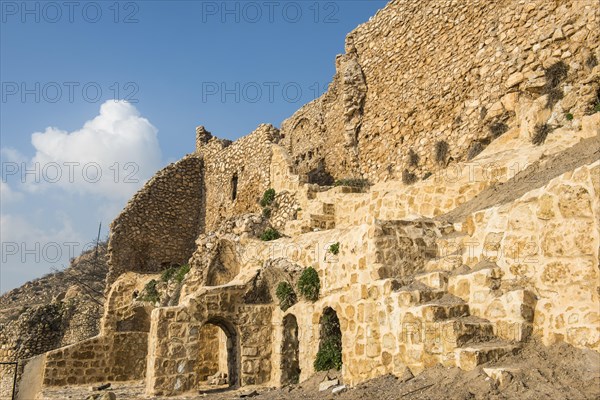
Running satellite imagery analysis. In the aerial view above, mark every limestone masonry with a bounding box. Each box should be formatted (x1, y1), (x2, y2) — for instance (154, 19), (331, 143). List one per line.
(2, 0), (599, 398)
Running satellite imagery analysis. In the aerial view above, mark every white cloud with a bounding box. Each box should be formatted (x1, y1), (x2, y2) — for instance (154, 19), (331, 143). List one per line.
(0, 100), (164, 293)
(24, 100), (161, 200)
(0, 147), (27, 163)
(0, 181), (23, 205)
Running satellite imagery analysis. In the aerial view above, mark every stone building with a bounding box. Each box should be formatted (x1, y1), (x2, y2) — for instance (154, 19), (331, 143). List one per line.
(5, 0), (600, 398)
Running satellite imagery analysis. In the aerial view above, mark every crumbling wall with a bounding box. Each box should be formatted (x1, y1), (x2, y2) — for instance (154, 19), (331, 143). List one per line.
(41, 332), (148, 386)
(0, 300), (101, 363)
(107, 155), (204, 286)
(280, 0), (599, 183)
(199, 124), (279, 231)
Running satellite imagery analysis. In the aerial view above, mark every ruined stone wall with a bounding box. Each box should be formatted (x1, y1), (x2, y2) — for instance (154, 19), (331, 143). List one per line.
(280, 0), (599, 183)
(107, 155), (204, 287)
(199, 124), (279, 231)
(42, 332), (148, 386)
(145, 289), (273, 396)
(465, 161), (600, 351)
(0, 300), (101, 364)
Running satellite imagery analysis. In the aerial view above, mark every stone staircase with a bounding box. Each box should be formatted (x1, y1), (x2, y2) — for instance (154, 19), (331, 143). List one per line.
(310, 202), (336, 231)
(394, 276), (524, 371)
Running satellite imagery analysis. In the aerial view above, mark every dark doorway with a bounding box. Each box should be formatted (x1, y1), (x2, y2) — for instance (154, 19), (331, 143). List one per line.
(281, 314), (301, 384)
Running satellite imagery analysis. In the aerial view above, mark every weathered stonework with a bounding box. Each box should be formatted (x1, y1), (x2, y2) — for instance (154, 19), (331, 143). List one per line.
(7, 0), (600, 398)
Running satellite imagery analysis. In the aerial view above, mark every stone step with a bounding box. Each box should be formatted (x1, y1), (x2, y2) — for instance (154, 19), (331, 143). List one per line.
(310, 214), (335, 230)
(419, 295), (470, 322)
(415, 271), (449, 290)
(448, 262), (502, 301)
(424, 316), (496, 356)
(440, 316), (495, 347)
(455, 341), (521, 371)
(395, 282), (446, 306)
(424, 257), (463, 272)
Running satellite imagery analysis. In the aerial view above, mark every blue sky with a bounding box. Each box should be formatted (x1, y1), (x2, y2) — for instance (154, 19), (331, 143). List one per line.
(0, 0), (387, 292)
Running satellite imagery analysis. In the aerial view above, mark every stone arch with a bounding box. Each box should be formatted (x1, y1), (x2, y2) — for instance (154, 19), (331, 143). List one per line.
(196, 317), (240, 388)
(280, 314), (301, 385)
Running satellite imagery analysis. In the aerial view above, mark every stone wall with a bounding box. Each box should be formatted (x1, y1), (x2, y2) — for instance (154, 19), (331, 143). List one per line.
(279, 0), (599, 183)
(107, 155), (204, 287)
(198, 124), (279, 231)
(42, 332), (148, 387)
(0, 300), (101, 363)
(464, 160), (600, 350)
(145, 288), (273, 396)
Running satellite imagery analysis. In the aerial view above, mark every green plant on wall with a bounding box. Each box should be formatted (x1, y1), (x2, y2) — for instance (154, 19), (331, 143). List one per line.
(328, 242), (340, 255)
(160, 264), (190, 283)
(260, 228), (281, 241)
(314, 308), (342, 371)
(260, 188), (276, 207)
(174, 264), (190, 283)
(275, 281), (297, 311)
(298, 267), (320, 302)
(139, 279), (160, 304)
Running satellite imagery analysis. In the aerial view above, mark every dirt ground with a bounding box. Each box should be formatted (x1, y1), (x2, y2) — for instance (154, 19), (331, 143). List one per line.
(43, 339), (600, 400)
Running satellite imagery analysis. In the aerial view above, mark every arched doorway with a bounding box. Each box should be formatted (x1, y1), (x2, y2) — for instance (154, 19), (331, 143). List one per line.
(280, 314), (301, 384)
(314, 307), (342, 371)
(196, 318), (239, 389)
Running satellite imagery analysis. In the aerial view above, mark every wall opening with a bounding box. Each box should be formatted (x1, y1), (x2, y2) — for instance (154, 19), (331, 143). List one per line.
(231, 173), (238, 201)
(196, 318), (239, 390)
(314, 307), (342, 371)
(280, 314), (301, 385)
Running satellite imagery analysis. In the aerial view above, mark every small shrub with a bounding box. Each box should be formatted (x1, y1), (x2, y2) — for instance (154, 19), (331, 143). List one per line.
(260, 188), (276, 207)
(479, 107), (487, 120)
(543, 61), (569, 108)
(422, 171), (433, 180)
(434, 140), (449, 165)
(544, 61), (569, 89)
(408, 149), (419, 167)
(139, 279), (160, 303)
(532, 123), (553, 145)
(333, 178), (370, 188)
(314, 337), (343, 371)
(174, 264), (190, 283)
(585, 54), (598, 69)
(262, 207), (272, 219)
(565, 113), (574, 121)
(275, 281), (297, 311)
(328, 242), (340, 255)
(298, 267), (320, 302)
(402, 169), (417, 185)
(160, 264), (190, 283)
(260, 228), (281, 241)
(467, 141), (486, 160)
(489, 121), (509, 138)
(314, 309), (342, 371)
(545, 88), (564, 108)
(160, 267), (176, 282)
